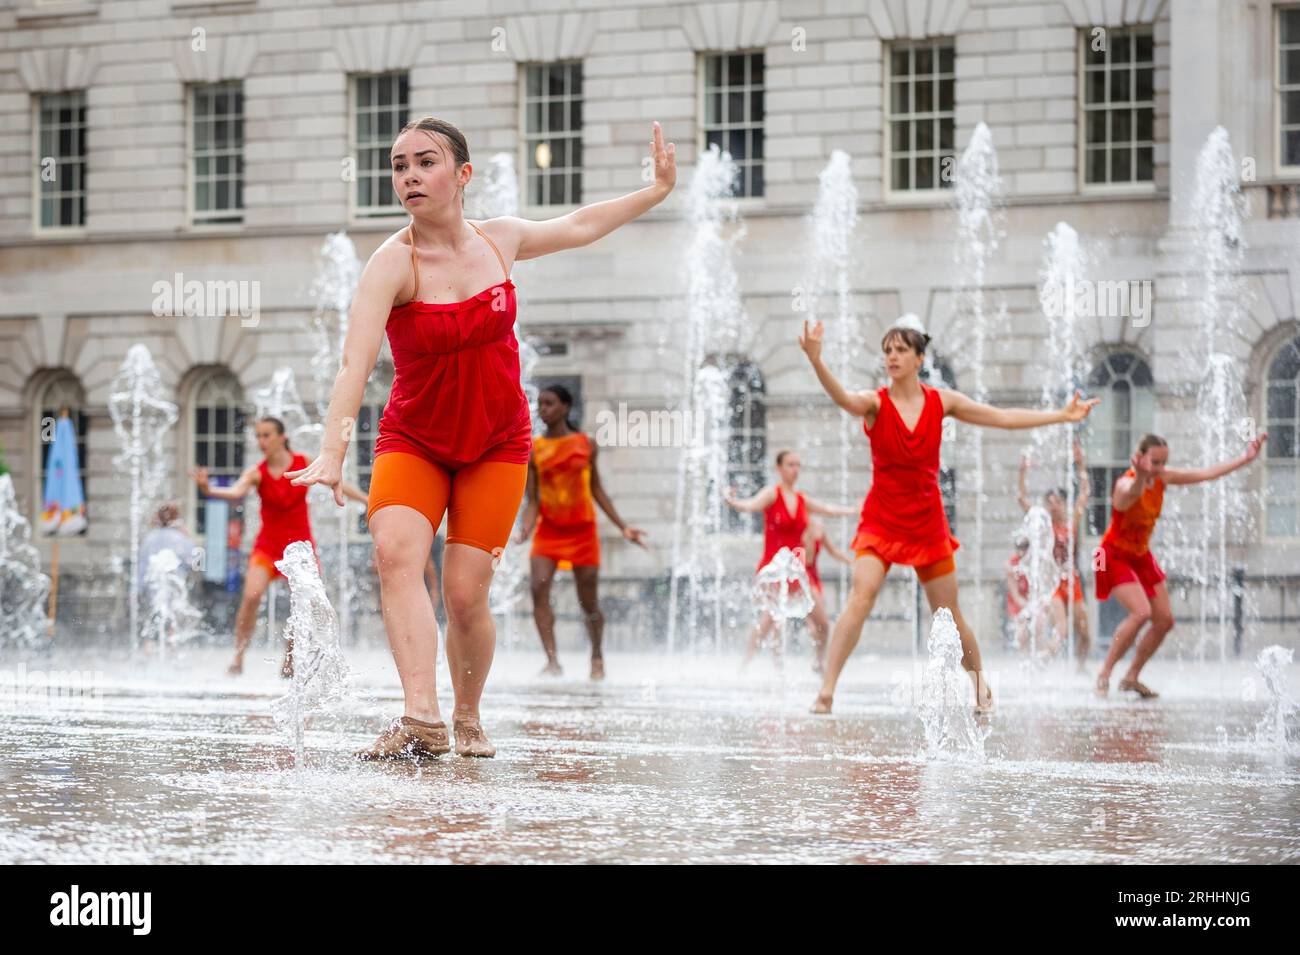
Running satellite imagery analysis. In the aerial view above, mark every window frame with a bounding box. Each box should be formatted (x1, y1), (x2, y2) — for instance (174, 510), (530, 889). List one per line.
(1077, 25), (1158, 195)
(1263, 333), (1300, 540)
(32, 90), (88, 237)
(519, 60), (584, 212)
(883, 38), (957, 202)
(1276, 4), (1300, 176)
(187, 80), (246, 230)
(348, 71), (410, 222)
(696, 50), (766, 202)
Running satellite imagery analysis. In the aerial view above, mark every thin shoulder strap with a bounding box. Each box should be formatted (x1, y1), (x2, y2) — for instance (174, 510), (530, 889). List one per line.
(407, 223), (421, 301)
(468, 220), (510, 281)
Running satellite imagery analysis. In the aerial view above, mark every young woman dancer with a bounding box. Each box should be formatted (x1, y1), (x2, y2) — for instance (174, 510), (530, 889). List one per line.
(518, 384), (647, 680)
(800, 319), (1099, 714)
(724, 450), (856, 669)
(288, 117), (675, 759)
(1094, 431), (1267, 698)
(190, 416), (367, 677)
(1017, 440), (1091, 665)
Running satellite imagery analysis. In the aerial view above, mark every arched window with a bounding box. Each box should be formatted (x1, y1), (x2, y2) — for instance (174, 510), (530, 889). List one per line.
(34, 372), (88, 532)
(1265, 334), (1300, 537)
(722, 358), (766, 533)
(354, 363), (394, 534)
(1084, 350), (1155, 534)
(190, 370), (246, 534)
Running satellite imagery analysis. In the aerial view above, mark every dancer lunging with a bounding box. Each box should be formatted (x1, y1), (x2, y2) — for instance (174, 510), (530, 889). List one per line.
(725, 450), (855, 669)
(519, 384), (647, 680)
(190, 416), (367, 677)
(801, 319), (1099, 714)
(288, 116), (675, 759)
(1094, 431), (1267, 699)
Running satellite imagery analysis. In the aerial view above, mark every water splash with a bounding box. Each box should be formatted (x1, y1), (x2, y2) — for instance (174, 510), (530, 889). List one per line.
(1254, 645), (1296, 751)
(919, 608), (988, 759)
(1015, 506), (1061, 662)
(667, 144), (749, 655)
(108, 344), (179, 651)
(142, 549), (203, 658)
(751, 546), (815, 663)
(270, 540), (352, 766)
(805, 150), (862, 601)
(950, 123), (1005, 629)
(309, 231), (362, 646)
(1188, 126), (1246, 361)
(252, 368), (320, 454)
(0, 473), (52, 647)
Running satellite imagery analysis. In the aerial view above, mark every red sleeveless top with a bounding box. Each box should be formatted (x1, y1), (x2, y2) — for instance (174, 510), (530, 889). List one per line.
(759, 488), (808, 572)
(373, 221), (532, 469)
(851, 383), (960, 565)
(1101, 469), (1164, 557)
(252, 452), (313, 559)
(533, 432), (596, 527)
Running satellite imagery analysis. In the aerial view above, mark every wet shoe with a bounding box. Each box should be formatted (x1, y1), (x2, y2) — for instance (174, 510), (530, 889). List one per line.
(227, 660), (243, 676)
(590, 657), (605, 681)
(810, 692), (833, 715)
(1119, 678), (1159, 699)
(355, 716), (450, 761)
(540, 660), (563, 677)
(453, 717), (496, 758)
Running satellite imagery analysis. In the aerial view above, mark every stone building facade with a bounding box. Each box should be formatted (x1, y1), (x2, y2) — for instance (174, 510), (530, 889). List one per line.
(1, 0), (1297, 654)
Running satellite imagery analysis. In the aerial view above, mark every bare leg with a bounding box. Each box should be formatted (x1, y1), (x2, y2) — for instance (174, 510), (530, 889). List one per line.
(812, 554), (888, 713)
(1124, 582), (1173, 686)
(442, 542), (499, 723)
(229, 563), (273, 674)
(1096, 582), (1151, 694)
(529, 556), (561, 673)
(370, 505), (442, 722)
(921, 569), (992, 709)
(807, 591), (831, 672)
(572, 565), (605, 679)
(423, 552), (442, 620)
(1073, 599), (1091, 666)
(1047, 596), (1069, 657)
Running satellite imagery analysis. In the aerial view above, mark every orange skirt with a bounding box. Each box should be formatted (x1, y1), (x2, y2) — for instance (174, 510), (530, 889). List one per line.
(531, 519), (600, 568)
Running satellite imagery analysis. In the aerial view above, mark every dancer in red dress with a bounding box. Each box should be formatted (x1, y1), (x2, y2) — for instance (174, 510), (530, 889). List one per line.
(190, 416), (367, 676)
(288, 116), (675, 759)
(1017, 440), (1091, 665)
(799, 318), (1099, 714)
(1094, 431), (1267, 698)
(1004, 535), (1032, 648)
(725, 450), (855, 669)
(519, 384), (646, 679)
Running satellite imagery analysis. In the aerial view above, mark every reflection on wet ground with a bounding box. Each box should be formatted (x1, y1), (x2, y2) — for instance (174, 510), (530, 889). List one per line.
(1, 648), (1295, 863)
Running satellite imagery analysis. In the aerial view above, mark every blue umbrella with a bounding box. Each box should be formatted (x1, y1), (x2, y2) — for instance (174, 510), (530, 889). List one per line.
(41, 413), (87, 536)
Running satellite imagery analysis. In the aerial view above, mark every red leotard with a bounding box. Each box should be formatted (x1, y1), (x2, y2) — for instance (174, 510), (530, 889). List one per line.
(251, 452), (314, 569)
(758, 488), (808, 572)
(851, 383), (959, 565)
(373, 222), (532, 470)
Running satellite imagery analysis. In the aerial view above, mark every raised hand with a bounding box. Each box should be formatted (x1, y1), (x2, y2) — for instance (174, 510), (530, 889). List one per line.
(650, 121), (676, 193)
(1243, 432), (1268, 463)
(1062, 389), (1100, 423)
(286, 453), (345, 507)
(1130, 448), (1154, 477)
(799, 319), (825, 363)
(624, 525), (649, 549)
(187, 466), (210, 492)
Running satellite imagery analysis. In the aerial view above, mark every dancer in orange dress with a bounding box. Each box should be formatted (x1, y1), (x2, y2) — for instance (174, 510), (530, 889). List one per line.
(519, 385), (646, 679)
(725, 450), (854, 669)
(1017, 440), (1091, 665)
(1094, 431), (1267, 699)
(289, 117), (675, 759)
(800, 318), (1099, 714)
(189, 416), (367, 677)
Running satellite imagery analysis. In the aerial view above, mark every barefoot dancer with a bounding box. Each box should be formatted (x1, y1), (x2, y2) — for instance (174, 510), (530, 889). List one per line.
(189, 417), (367, 677)
(1017, 440), (1092, 664)
(801, 319), (1099, 714)
(288, 116), (676, 760)
(1094, 431), (1267, 699)
(724, 450), (855, 668)
(519, 384), (647, 680)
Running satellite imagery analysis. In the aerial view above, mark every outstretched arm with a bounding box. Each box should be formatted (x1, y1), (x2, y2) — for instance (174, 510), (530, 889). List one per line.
(589, 445), (648, 548)
(725, 484), (777, 513)
(1165, 434), (1268, 486)
(499, 122), (675, 260)
(806, 495), (857, 518)
(286, 244), (403, 504)
(190, 464), (256, 501)
(942, 388), (1099, 430)
(1017, 452), (1032, 513)
(799, 319), (880, 418)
